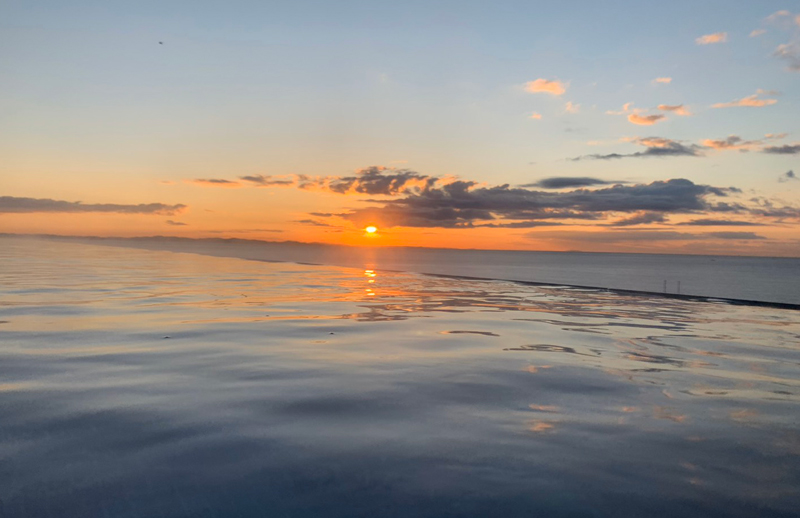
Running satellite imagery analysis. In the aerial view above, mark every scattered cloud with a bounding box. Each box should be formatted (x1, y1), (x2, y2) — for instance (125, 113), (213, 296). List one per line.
(524, 78), (567, 96)
(189, 178), (241, 187)
(696, 32), (728, 45)
(658, 104), (692, 116)
(606, 102), (635, 115)
(701, 135), (763, 152)
(572, 137), (702, 160)
(166, 220), (187, 226)
(521, 177), (620, 189)
(779, 170), (798, 182)
(750, 29), (766, 37)
(763, 143), (800, 154)
(239, 174), (296, 186)
(774, 42), (800, 72)
(565, 101), (580, 114)
(529, 112), (542, 120)
(609, 212), (668, 226)
(712, 91), (778, 108)
(0, 196), (186, 215)
(628, 113), (666, 125)
(677, 219), (765, 226)
(653, 77), (672, 84)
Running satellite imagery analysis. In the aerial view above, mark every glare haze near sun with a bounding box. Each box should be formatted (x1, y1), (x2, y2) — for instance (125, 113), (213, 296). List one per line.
(1, 1), (799, 256)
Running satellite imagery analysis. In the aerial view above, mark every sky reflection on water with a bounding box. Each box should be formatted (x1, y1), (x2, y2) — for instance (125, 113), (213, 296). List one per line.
(1, 237), (799, 517)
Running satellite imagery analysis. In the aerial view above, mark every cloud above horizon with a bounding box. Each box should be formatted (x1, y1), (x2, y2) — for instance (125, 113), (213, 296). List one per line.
(628, 113), (666, 125)
(0, 196), (187, 215)
(712, 90), (778, 108)
(572, 137), (702, 160)
(658, 104), (691, 116)
(763, 143), (800, 155)
(524, 78), (567, 96)
(522, 177), (621, 189)
(696, 32), (728, 45)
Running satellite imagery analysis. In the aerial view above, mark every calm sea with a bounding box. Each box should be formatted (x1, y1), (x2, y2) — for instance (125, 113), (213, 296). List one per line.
(61, 236), (800, 305)
(1, 236), (799, 517)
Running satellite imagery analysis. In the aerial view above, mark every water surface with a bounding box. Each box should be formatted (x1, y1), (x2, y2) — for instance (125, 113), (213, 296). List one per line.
(1, 237), (799, 517)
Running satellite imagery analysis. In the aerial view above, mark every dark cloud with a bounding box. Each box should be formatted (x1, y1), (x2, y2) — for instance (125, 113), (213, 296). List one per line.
(304, 166), (440, 196)
(677, 219), (765, 226)
(0, 196), (186, 215)
(609, 212), (667, 226)
(239, 175), (295, 186)
(294, 219), (335, 227)
(572, 137), (703, 161)
(521, 177), (620, 189)
(326, 178), (735, 228)
(764, 144), (800, 155)
(778, 170), (798, 183)
(705, 232), (766, 240)
(166, 220), (187, 226)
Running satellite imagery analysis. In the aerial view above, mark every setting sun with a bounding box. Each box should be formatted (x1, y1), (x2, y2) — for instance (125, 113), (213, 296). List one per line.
(365, 226), (378, 234)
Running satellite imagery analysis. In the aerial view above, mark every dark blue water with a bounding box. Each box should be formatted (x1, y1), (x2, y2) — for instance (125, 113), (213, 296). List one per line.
(1, 237), (799, 517)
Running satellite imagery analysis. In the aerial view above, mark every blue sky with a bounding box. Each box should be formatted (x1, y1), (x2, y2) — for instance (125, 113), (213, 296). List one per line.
(1, 1), (799, 254)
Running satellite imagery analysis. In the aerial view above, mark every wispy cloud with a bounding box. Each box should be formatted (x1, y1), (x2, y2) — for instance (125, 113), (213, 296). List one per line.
(239, 174), (296, 186)
(529, 112), (542, 120)
(166, 220), (187, 226)
(653, 77), (672, 84)
(702, 135), (763, 152)
(572, 137), (702, 160)
(0, 196), (186, 215)
(628, 113), (666, 125)
(750, 29), (766, 37)
(774, 42), (800, 71)
(778, 170), (798, 182)
(677, 219), (765, 226)
(609, 212), (668, 226)
(521, 177), (620, 189)
(696, 32), (728, 45)
(712, 90), (778, 108)
(658, 104), (692, 116)
(524, 78), (568, 96)
(564, 101), (580, 114)
(189, 178), (242, 187)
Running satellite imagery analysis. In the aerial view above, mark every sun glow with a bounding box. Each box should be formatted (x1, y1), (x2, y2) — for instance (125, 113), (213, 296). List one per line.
(365, 226), (378, 234)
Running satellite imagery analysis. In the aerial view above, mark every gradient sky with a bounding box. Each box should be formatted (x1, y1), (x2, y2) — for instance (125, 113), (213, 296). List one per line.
(2, 0), (799, 255)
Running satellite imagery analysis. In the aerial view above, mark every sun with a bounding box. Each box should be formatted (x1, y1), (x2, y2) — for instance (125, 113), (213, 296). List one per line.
(365, 225), (378, 234)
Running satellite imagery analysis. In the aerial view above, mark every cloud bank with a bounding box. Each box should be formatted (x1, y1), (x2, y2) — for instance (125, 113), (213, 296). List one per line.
(0, 197), (186, 215)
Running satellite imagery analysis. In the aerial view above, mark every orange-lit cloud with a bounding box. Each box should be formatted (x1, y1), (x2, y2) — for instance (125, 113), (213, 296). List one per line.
(702, 135), (763, 151)
(653, 77), (672, 84)
(658, 104), (692, 116)
(628, 113), (666, 125)
(712, 91), (778, 108)
(529, 112), (542, 120)
(696, 32), (728, 45)
(564, 101), (580, 113)
(524, 78), (567, 96)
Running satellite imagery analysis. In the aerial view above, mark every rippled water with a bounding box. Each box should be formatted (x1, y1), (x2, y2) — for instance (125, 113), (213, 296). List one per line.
(1, 237), (799, 517)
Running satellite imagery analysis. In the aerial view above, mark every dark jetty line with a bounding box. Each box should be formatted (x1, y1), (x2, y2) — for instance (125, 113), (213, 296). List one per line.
(422, 272), (800, 311)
